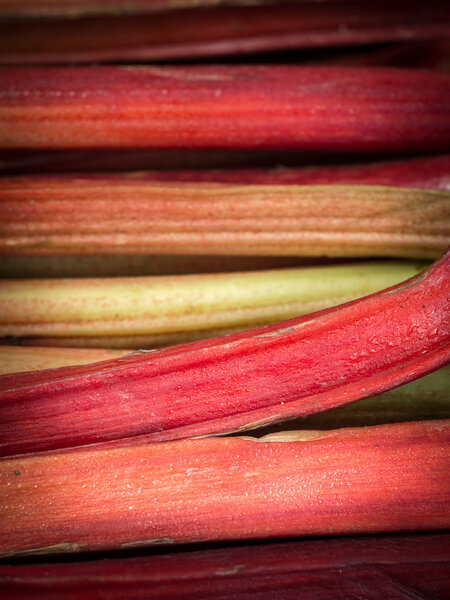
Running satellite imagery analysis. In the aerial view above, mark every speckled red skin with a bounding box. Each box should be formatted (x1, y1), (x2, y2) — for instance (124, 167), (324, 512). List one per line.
(1, 2), (449, 64)
(0, 250), (448, 458)
(1, 66), (450, 152)
(0, 420), (448, 557)
(0, 533), (449, 599)
(10, 154), (450, 190)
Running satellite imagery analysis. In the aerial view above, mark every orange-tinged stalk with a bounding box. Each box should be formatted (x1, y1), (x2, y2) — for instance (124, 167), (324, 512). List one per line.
(1, 183), (449, 258)
(0, 261), (424, 338)
(0, 420), (448, 557)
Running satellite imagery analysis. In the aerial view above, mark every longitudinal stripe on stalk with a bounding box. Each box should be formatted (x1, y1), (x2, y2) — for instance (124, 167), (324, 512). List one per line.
(1, 66), (449, 152)
(1, 184), (449, 258)
(0, 250), (448, 458)
(0, 420), (448, 557)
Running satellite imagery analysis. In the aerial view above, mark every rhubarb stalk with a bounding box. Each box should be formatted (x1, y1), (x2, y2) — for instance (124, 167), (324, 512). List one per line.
(1, 2), (449, 64)
(0, 532), (448, 599)
(0, 346), (129, 375)
(0, 345), (447, 426)
(1, 183), (448, 258)
(0, 262), (424, 339)
(1, 66), (449, 152)
(0, 249), (448, 457)
(0, 420), (448, 556)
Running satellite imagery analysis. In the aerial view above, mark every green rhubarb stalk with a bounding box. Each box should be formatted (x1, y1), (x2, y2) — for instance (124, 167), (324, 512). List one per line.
(0, 261), (425, 339)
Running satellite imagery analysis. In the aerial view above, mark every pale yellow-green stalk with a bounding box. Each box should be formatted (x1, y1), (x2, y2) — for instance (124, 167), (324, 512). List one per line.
(0, 261), (425, 339)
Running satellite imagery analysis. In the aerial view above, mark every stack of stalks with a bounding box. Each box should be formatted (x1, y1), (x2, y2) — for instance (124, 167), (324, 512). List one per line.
(0, 1), (449, 598)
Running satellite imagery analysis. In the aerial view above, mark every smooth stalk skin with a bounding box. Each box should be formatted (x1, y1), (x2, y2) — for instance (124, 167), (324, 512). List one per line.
(6, 154), (450, 189)
(0, 250), (448, 458)
(1, 66), (450, 152)
(1, 183), (449, 258)
(0, 262), (424, 338)
(0, 346), (129, 375)
(0, 420), (448, 557)
(1, 2), (449, 64)
(1, 534), (449, 600)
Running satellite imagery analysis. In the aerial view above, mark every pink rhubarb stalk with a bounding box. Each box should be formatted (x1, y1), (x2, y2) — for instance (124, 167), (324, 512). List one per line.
(1, 66), (449, 152)
(0, 249), (448, 458)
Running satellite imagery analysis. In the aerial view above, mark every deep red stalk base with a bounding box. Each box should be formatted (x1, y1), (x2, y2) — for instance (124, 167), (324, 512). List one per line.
(0, 532), (449, 599)
(1, 1), (449, 64)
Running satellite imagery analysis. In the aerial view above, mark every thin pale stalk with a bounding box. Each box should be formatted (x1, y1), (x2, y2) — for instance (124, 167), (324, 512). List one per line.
(1, 66), (449, 152)
(0, 262), (424, 338)
(0, 420), (448, 557)
(1, 183), (449, 258)
(0, 346), (129, 375)
(0, 250), (448, 457)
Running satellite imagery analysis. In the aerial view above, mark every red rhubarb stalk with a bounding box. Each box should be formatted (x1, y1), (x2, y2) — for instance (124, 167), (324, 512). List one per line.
(0, 532), (449, 599)
(0, 420), (448, 556)
(1, 2), (449, 64)
(1, 66), (449, 152)
(0, 249), (448, 457)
